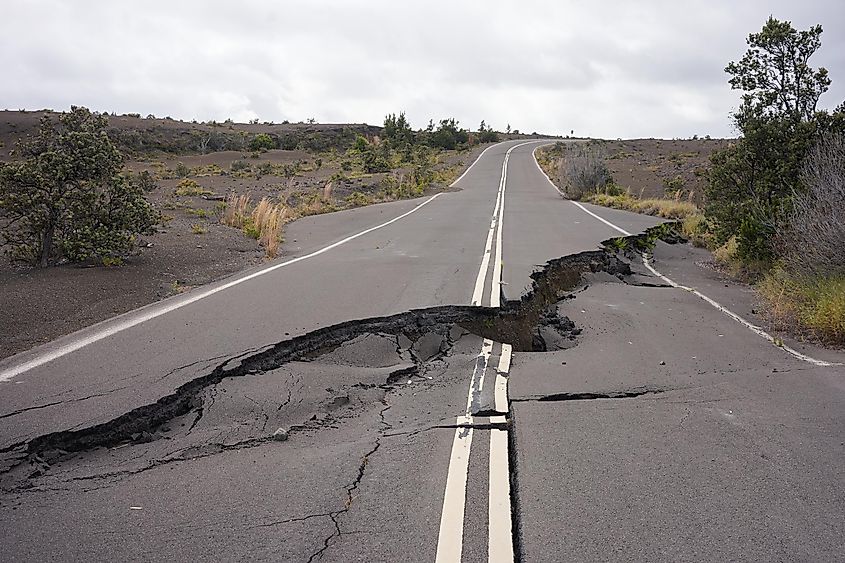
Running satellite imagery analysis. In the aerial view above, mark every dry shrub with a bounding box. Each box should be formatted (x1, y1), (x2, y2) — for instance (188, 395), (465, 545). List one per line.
(323, 181), (334, 201)
(221, 193), (251, 228)
(781, 132), (845, 277)
(559, 144), (611, 199)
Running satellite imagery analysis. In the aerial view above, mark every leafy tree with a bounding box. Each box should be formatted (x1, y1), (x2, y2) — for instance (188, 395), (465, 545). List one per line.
(0, 106), (159, 267)
(427, 118), (469, 150)
(725, 18), (830, 124)
(383, 112), (414, 147)
(706, 17), (841, 262)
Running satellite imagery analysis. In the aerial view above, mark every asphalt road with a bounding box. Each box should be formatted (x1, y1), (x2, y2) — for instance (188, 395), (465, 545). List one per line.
(0, 139), (843, 562)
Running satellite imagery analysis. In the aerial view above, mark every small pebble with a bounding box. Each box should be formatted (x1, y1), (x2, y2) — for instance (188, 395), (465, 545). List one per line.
(272, 428), (289, 442)
(659, 360), (666, 366)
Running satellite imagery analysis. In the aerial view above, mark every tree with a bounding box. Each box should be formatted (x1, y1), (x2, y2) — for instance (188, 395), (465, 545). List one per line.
(726, 18), (830, 124)
(427, 118), (469, 150)
(706, 18), (839, 262)
(383, 112), (413, 147)
(0, 106), (159, 267)
(477, 119), (499, 143)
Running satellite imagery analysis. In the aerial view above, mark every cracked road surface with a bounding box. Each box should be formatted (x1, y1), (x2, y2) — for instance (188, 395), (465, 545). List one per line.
(1, 140), (844, 561)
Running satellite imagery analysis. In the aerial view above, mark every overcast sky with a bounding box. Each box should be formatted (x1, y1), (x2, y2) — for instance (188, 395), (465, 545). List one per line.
(2, 0), (843, 138)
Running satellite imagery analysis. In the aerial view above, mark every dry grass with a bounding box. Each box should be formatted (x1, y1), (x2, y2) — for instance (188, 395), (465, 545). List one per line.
(220, 193), (289, 258)
(251, 197), (288, 258)
(586, 192), (699, 220)
(221, 193), (251, 228)
(759, 268), (845, 345)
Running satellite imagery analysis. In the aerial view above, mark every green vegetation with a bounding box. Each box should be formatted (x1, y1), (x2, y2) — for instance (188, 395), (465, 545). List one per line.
(174, 178), (213, 196)
(477, 120), (499, 143)
(0, 106), (159, 267)
(759, 270), (844, 344)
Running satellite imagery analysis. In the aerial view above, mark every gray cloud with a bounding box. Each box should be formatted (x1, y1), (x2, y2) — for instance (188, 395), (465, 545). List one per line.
(1, 0), (843, 138)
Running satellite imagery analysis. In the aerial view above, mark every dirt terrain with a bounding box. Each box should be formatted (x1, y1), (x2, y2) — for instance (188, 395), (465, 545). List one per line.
(542, 138), (729, 201)
(600, 138), (728, 199)
(0, 111), (492, 358)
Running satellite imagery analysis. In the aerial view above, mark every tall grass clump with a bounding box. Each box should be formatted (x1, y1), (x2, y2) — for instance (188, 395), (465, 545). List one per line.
(221, 193), (251, 228)
(251, 197), (287, 258)
(220, 193), (288, 258)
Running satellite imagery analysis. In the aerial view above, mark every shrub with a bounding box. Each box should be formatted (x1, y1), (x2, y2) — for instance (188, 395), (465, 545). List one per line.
(174, 162), (190, 178)
(477, 120), (499, 143)
(383, 112), (414, 148)
(248, 133), (276, 151)
(174, 178), (212, 196)
(230, 159), (251, 173)
(134, 170), (157, 192)
(359, 140), (391, 173)
(0, 106), (158, 266)
(346, 191), (374, 207)
(256, 161), (273, 176)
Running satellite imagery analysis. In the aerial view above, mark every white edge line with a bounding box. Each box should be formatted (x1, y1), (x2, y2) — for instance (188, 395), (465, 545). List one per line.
(1, 192), (451, 381)
(531, 144), (563, 196)
(570, 200), (631, 237)
(641, 255), (840, 367)
(530, 143), (633, 237)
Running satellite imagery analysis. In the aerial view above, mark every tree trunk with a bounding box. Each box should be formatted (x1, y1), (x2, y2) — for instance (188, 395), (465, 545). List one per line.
(39, 223), (54, 267)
